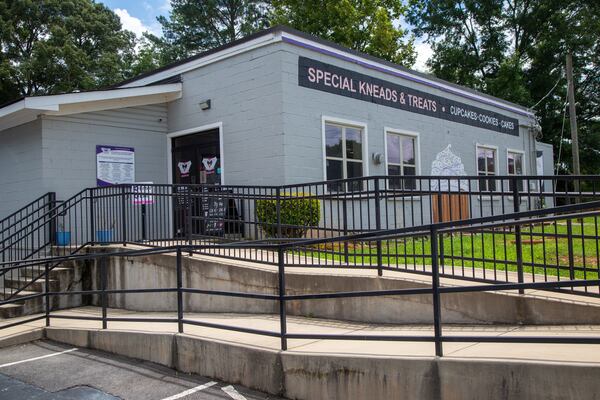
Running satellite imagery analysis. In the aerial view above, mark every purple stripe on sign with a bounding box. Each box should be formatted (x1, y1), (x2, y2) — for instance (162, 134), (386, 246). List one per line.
(281, 35), (533, 118)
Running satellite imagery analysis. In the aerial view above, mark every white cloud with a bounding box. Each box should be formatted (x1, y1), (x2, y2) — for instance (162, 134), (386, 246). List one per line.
(413, 41), (433, 72)
(114, 8), (160, 37)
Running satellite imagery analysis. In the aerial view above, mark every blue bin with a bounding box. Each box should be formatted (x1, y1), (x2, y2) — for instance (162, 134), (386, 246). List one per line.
(56, 231), (71, 246)
(96, 230), (113, 244)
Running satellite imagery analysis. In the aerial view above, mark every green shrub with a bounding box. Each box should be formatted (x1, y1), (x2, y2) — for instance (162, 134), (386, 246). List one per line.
(256, 192), (320, 238)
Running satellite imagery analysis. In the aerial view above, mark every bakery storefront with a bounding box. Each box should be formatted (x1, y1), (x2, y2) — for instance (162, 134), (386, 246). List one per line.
(0, 26), (553, 221)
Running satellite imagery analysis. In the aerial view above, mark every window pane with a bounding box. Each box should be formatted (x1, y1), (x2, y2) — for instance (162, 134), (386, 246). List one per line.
(326, 159), (343, 180)
(402, 137), (415, 165)
(325, 124), (343, 158)
(477, 153), (486, 173)
(508, 155), (515, 175)
(486, 150), (496, 174)
(403, 166), (416, 189)
(387, 134), (400, 164)
(346, 161), (363, 179)
(326, 159), (344, 192)
(345, 127), (363, 160)
(515, 154), (523, 175)
(388, 165), (401, 176)
(388, 165), (402, 189)
(346, 162), (363, 192)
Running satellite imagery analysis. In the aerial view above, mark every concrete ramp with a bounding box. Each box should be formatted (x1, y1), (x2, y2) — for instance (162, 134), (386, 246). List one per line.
(77, 250), (600, 325)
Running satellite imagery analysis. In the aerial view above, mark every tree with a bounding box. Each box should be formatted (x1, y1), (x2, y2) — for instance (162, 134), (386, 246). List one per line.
(407, 0), (600, 173)
(270, 0), (416, 67)
(0, 0), (138, 104)
(149, 0), (270, 63)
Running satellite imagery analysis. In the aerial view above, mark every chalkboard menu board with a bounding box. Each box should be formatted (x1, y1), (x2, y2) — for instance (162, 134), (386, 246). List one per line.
(204, 194), (227, 235)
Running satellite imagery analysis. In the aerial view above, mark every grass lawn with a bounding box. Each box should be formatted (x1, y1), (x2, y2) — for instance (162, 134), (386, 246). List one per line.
(304, 216), (600, 280)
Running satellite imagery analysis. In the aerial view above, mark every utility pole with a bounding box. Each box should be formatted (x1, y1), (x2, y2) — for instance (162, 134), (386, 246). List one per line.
(566, 53), (581, 178)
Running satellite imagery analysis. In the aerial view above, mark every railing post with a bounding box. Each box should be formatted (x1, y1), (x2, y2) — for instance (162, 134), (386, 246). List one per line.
(567, 219), (575, 281)
(186, 187), (193, 248)
(45, 262), (50, 327)
(512, 178), (524, 294)
(342, 197), (349, 264)
(436, 189), (445, 269)
(89, 189), (95, 246)
(48, 192), (57, 247)
(176, 248), (184, 333)
(430, 227), (443, 357)
(100, 257), (108, 329)
(374, 178), (383, 276)
(276, 188), (282, 240)
(121, 186), (127, 246)
(277, 247), (287, 351)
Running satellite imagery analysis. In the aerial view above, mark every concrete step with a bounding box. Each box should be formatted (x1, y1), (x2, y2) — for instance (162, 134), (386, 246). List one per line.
(0, 304), (24, 319)
(0, 288), (41, 301)
(20, 267), (73, 279)
(5, 277), (60, 293)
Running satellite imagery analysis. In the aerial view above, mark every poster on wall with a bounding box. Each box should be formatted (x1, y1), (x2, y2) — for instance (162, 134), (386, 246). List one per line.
(96, 145), (135, 187)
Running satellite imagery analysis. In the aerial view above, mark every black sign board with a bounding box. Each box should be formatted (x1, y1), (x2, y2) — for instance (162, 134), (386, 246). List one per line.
(298, 56), (520, 136)
(204, 194), (227, 235)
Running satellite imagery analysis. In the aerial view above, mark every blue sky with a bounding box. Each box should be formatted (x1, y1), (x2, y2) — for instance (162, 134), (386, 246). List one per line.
(99, 0), (432, 71)
(100, 0), (170, 37)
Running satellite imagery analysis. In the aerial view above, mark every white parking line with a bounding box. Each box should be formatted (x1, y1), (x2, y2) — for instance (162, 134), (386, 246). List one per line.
(161, 381), (218, 400)
(0, 348), (78, 369)
(222, 385), (248, 400)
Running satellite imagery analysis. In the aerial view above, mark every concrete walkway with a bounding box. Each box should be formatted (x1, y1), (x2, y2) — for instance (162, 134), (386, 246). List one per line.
(2, 306), (600, 365)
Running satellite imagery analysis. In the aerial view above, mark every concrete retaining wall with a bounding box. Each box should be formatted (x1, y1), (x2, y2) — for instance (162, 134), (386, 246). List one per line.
(76, 251), (600, 325)
(43, 327), (600, 400)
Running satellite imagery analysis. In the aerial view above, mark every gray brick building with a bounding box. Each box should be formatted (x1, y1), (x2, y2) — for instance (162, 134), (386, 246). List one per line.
(0, 26), (553, 218)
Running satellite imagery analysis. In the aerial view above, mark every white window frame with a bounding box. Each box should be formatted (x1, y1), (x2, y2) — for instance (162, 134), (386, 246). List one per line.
(506, 148), (526, 176)
(321, 116), (369, 184)
(383, 127), (420, 190)
(475, 144), (499, 192)
(507, 148), (527, 194)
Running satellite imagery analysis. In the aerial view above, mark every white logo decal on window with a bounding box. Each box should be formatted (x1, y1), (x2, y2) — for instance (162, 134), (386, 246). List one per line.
(178, 161), (192, 176)
(202, 157), (218, 173)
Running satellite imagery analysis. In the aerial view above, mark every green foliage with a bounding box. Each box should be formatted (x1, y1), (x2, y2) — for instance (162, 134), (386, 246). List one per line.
(0, 0), (139, 104)
(407, 0), (600, 174)
(151, 0), (270, 63)
(256, 193), (321, 238)
(270, 0), (416, 67)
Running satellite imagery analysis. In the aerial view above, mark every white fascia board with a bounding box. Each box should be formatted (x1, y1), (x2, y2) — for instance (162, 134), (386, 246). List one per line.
(280, 32), (535, 118)
(119, 33), (280, 88)
(0, 99), (57, 119)
(24, 83), (182, 109)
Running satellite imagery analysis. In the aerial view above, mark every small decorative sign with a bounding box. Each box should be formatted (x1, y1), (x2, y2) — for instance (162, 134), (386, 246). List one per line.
(132, 182), (155, 205)
(298, 56), (519, 136)
(96, 145), (135, 187)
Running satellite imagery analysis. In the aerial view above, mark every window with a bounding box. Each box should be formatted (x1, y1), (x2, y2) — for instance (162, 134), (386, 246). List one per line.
(386, 132), (417, 190)
(477, 145), (497, 191)
(507, 150), (524, 192)
(325, 122), (364, 191)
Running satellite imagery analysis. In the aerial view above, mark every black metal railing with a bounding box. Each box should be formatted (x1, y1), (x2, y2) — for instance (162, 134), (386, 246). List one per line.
(1, 202), (599, 357)
(2, 175), (600, 300)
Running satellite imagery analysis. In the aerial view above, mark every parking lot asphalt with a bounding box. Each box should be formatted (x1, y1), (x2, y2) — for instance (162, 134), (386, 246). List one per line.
(0, 341), (284, 400)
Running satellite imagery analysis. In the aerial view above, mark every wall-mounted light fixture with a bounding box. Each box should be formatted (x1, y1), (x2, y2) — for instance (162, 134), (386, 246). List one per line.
(199, 99), (211, 110)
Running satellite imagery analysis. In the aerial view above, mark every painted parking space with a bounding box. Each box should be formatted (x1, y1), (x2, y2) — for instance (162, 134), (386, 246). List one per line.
(0, 341), (283, 400)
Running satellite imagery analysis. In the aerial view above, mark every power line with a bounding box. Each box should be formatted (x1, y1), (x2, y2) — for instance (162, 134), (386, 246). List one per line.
(531, 75), (563, 110)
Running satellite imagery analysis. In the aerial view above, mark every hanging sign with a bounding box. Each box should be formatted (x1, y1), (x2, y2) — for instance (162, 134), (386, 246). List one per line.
(96, 145), (135, 187)
(298, 57), (519, 136)
(132, 182), (155, 205)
